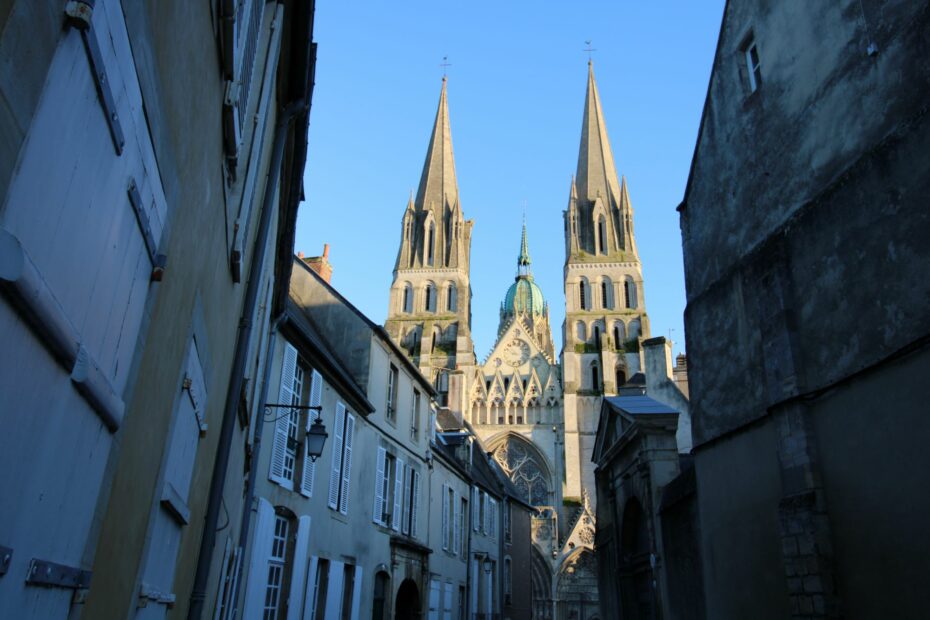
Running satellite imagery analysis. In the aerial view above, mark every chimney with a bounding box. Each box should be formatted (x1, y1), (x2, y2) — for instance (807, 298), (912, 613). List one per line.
(301, 244), (333, 283)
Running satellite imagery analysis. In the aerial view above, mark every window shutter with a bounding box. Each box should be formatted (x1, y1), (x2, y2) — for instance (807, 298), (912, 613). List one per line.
(299, 368), (321, 497)
(392, 457), (404, 531)
(328, 403), (346, 509)
(429, 579), (441, 618)
(350, 565), (364, 619)
(372, 447), (386, 525)
(411, 470), (421, 538)
(339, 413), (355, 515)
(472, 488), (479, 532)
(489, 499), (497, 538)
(287, 515), (311, 617)
(270, 343), (298, 485)
(443, 582), (453, 620)
(452, 493), (461, 556)
(401, 464), (411, 535)
(241, 498), (274, 618)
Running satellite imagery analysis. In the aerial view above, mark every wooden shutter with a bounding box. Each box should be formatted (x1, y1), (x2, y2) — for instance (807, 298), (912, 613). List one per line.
(411, 470), (421, 538)
(372, 447), (386, 525)
(429, 579), (441, 619)
(392, 457), (404, 531)
(270, 343), (298, 485)
(350, 565), (364, 619)
(299, 370), (320, 497)
(301, 555), (319, 620)
(339, 413), (355, 515)
(472, 487), (479, 532)
(287, 516), (311, 620)
(241, 498), (274, 618)
(327, 403), (345, 509)
(489, 499), (497, 538)
(452, 492), (461, 555)
(401, 464), (411, 535)
(441, 484), (449, 550)
(443, 582), (453, 620)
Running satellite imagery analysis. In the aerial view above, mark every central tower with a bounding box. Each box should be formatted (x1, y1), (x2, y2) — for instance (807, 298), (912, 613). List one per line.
(385, 78), (476, 401)
(561, 61), (651, 503)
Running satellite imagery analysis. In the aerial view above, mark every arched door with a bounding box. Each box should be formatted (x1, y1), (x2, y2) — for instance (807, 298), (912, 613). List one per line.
(395, 578), (421, 620)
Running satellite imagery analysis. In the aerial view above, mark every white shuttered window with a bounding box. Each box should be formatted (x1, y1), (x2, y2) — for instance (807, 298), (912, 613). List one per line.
(327, 403), (354, 515)
(372, 447), (387, 526)
(270, 343), (298, 487)
(300, 369), (323, 497)
(392, 457), (404, 531)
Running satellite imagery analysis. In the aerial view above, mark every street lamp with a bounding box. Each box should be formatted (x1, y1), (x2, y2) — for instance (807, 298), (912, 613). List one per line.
(482, 557), (493, 575)
(263, 404), (328, 462)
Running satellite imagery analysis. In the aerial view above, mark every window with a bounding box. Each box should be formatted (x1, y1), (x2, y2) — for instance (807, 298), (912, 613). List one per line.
(411, 389), (421, 440)
(458, 496), (468, 556)
(601, 277), (614, 309)
(310, 559), (330, 620)
(624, 276), (637, 309)
(431, 325), (441, 353)
(579, 279), (588, 310)
(591, 363), (600, 393)
(616, 366), (627, 389)
(742, 34), (762, 93)
(270, 342), (320, 496)
(223, 0), (268, 158)
(487, 498), (498, 539)
(402, 283), (413, 313)
(427, 222), (435, 266)
(400, 465), (421, 537)
(429, 578), (441, 620)
(340, 564), (356, 620)
(458, 586), (466, 620)
(443, 581), (453, 620)
(387, 365), (398, 421)
(629, 318), (642, 340)
(447, 283), (457, 312)
(597, 215), (607, 254)
(593, 324), (601, 349)
(576, 321), (587, 342)
(442, 484), (455, 551)
(425, 282), (437, 312)
(614, 321), (626, 349)
(262, 512), (296, 620)
(327, 403), (355, 515)
(504, 501), (512, 543)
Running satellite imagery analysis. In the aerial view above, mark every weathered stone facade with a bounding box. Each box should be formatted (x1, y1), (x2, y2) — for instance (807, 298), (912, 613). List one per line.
(679, 1), (930, 618)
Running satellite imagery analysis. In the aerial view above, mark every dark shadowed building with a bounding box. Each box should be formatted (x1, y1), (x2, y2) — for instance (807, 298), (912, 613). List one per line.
(679, 1), (930, 618)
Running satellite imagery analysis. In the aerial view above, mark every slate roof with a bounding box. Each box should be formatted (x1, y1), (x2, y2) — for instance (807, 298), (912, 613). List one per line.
(604, 395), (680, 416)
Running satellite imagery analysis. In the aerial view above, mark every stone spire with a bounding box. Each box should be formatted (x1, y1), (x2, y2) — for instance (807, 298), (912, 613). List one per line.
(576, 61), (621, 208)
(416, 77), (458, 214)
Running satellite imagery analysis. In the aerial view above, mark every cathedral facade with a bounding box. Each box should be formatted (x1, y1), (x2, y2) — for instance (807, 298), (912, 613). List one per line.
(386, 64), (651, 620)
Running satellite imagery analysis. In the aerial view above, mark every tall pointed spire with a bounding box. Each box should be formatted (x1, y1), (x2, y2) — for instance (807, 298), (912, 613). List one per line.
(416, 77), (459, 213)
(576, 61), (621, 207)
(518, 217), (531, 275)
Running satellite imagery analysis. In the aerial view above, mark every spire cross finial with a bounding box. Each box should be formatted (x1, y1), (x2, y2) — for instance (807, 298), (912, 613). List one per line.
(440, 55), (452, 78)
(584, 40), (597, 63)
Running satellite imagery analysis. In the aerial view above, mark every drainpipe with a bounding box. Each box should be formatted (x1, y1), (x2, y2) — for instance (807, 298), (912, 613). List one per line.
(230, 313), (283, 602)
(187, 96), (308, 620)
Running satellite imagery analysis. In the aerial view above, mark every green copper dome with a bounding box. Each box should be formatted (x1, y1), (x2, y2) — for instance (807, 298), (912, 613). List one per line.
(501, 219), (547, 318)
(503, 276), (546, 316)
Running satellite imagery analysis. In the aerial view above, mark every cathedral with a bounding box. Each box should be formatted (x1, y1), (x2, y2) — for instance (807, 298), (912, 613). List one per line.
(385, 63), (654, 620)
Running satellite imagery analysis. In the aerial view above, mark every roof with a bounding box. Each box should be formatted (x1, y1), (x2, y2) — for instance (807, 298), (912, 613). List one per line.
(293, 258), (437, 398)
(416, 77), (458, 214)
(282, 301), (375, 415)
(603, 395), (680, 416)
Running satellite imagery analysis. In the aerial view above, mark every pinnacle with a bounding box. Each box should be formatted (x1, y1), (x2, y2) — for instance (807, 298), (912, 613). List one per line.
(415, 77), (459, 214)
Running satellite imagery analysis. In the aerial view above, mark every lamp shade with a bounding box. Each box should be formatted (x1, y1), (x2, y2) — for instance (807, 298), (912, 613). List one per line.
(306, 418), (328, 461)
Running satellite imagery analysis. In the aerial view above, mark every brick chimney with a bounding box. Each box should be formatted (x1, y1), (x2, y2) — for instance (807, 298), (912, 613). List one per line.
(301, 243), (333, 283)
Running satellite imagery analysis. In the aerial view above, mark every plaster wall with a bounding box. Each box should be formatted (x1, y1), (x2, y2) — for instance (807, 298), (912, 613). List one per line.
(427, 455), (470, 615)
(810, 345), (930, 617)
(694, 419), (789, 619)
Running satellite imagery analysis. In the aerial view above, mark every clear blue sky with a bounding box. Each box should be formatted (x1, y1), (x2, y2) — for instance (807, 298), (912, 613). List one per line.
(295, 1), (724, 359)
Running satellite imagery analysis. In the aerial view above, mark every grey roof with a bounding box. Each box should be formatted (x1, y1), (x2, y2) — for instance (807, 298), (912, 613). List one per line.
(604, 395), (679, 416)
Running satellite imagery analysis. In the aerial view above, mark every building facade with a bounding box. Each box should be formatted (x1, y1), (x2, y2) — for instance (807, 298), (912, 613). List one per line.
(387, 65), (684, 620)
(679, 1), (930, 618)
(0, 1), (313, 618)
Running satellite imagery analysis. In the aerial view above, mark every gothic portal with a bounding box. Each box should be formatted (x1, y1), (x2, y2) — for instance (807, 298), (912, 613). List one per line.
(386, 63), (650, 620)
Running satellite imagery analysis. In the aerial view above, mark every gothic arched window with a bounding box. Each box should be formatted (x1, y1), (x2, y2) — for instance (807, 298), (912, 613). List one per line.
(613, 320), (626, 349)
(447, 283), (457, 312)
(579, 278), (590, 311)
(597, 215), (607, 255)
(601, 277), (614, 309)
(628, 318), (641, 340)
(425, 282), (437, 312)
(591, 362), (600, 393)
(624, 276), (637, 309)
(492, 437), (551, 506)
(427, 222), (435, 266)
(576, 321), (587, 342)
(616, 366), (627, 389)
(402, 283), (413, 313)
